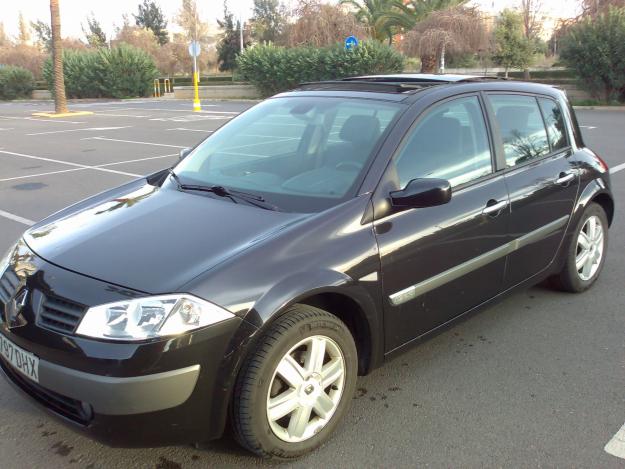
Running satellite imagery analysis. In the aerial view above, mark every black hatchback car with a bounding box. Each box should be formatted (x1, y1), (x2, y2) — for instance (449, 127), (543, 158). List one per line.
(0, 75), (614, 459)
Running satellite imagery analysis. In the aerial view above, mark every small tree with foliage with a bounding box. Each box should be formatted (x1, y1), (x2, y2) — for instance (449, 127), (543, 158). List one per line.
(83, 15), (107, 48)
(492, 9), (535, 77)
(31, 20), (52, 51)
(560, 7), (625, 102)
(134, 0), (169, 45)
(250, 0), (287, 44)
(217, 1), (249, 71)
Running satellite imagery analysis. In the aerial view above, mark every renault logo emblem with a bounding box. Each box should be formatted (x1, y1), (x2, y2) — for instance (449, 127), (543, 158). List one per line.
(6, 288), (28, 328)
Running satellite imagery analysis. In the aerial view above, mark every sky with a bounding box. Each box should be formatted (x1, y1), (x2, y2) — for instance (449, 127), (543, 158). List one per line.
(1, 0), (581, 41)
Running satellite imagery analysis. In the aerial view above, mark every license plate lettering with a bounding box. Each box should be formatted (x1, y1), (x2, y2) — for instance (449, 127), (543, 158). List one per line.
(0, 335), (39, 383)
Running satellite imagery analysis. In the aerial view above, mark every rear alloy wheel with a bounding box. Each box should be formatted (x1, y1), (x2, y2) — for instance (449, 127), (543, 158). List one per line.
(232, 305), (357, 459)
(551, 202), (608, 292)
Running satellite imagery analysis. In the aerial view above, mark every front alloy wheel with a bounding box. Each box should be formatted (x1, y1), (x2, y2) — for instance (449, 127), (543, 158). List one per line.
(267, 335), (345, 443)
(232, 305), (357, 459)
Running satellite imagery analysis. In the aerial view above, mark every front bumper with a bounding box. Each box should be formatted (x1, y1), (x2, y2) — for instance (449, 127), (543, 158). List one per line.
(0, 252), (253, 447)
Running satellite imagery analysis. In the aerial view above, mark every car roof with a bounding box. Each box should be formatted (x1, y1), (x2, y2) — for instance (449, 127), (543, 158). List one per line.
(344, 73), (481, 82)
(277, 74), (565, 103)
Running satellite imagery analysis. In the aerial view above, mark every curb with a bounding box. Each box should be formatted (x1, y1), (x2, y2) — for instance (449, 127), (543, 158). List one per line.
(573, 106), (625, 111)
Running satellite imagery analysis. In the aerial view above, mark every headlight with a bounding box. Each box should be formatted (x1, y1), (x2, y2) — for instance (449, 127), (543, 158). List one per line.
(76, 294), (234, 341)
(0, 241), (18, 276)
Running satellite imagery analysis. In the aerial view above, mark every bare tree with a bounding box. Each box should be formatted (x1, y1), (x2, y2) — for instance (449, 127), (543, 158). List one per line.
(581, 0), (625, 17)
(401, 6), (488, 73)
(519, 0), (542, 79)
(283, 0), (370, 47)
(50, 0), (68, 114)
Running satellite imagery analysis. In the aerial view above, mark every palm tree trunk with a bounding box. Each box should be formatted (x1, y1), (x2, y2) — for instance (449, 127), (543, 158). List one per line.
(420, 54), (437, 74)
(50, 0), (68, 114)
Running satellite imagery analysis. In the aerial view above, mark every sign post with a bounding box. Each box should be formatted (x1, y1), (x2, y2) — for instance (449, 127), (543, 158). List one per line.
(188, 41), (202, 112)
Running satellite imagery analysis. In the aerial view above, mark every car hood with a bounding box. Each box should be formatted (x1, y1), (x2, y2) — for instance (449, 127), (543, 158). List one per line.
(24, 181), (305, 293)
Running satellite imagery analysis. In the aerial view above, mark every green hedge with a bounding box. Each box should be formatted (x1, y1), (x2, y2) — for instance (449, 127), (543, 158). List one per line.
(0, 66), (35, 100)
(497, 69), (575, 79)
(237, 42), (405, 97)
(559, 7), (625, 102)
(43, 45), (158, 99)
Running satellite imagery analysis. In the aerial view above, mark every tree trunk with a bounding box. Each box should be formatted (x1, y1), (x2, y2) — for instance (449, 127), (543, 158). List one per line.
(523, 68), (530, 80)
(50, 0), (68, 114)
(420, 54), (437, 74)
(505, 67), (509, 78)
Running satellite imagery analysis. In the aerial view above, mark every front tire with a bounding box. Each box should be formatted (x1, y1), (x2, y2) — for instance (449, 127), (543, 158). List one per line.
(232, 305), (357, 459)
(552, 202), (608, 292)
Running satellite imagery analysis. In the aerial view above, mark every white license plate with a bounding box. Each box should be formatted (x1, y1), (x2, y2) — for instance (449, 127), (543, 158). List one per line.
(0, 334), (39, 383)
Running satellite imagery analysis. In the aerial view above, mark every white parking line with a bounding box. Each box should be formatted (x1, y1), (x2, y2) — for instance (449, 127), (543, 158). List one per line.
(610, 162), (625, 174)
(27, 126), (132, 136)
(0, 150), (139, 177)
(92, 113), (152, 118)
(166, 128), (214, 132)
(0, 209), (34, 226)
(0, 115), (85, 124)
(605, 422), (625, 460)
(120, 107), (239, 114)
(81, 137), (187, 149)
(0, 153), (177, 183)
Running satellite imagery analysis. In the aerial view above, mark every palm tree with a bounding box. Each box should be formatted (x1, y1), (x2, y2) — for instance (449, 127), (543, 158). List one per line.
(407, 0), (468, 22)
(339, 0), (414, 44)
(49, 0), (68, 114)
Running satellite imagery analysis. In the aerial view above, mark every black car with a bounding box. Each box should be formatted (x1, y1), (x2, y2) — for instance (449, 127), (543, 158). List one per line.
(0, 75), (614, 459)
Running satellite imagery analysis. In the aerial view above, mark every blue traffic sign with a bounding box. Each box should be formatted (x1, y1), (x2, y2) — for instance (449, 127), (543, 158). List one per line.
(344, 36), (359, 51)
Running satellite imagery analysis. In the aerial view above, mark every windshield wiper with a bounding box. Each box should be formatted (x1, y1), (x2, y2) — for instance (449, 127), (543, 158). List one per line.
(167, 169), (278, 211)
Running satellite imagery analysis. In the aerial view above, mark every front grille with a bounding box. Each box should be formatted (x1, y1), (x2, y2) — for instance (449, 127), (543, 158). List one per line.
(0, 268), (19, 305)
(37, 295), (85, 334)
(0, 358), (92, 424)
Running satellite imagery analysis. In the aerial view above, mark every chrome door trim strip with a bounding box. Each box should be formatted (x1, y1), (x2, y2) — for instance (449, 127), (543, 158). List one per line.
(388, 215), (569, 306)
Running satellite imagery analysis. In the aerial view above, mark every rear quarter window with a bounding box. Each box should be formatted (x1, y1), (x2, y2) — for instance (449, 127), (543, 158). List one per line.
(538, 97), (568, 152)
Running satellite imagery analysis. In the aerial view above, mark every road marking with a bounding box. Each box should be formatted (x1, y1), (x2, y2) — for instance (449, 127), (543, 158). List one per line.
(610, 162), (625, 174)
(150, 115), (233, 122)
(81, 136), (187, 149)
(27, 126), (132, 136)
(166, 128), (214, 132)
(93, 113), (152, 118)
(122, 107), (239, 114)
(0, 115), (85, 124)
(0, 150), (139, 177)
(580, 125), (597, 130)
(605, 422), (625, 460)
(0, 128), (14, 131)
(0, 153), (177, 183)
(0, 209), (34, 226)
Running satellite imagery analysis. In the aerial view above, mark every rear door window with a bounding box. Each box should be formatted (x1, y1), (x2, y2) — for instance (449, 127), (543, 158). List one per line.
(488, 95), (550, 167)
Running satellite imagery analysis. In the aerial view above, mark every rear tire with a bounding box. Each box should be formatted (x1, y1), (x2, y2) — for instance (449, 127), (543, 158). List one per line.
(551, 203), (608, 292)
(232, 305), (357, 459)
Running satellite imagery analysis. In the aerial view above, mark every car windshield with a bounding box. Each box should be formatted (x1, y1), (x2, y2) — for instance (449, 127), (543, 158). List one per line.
(173, 97), (403, 212)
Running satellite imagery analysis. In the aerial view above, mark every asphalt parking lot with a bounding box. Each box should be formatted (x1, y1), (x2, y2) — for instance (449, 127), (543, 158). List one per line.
(0, 98), (623, 468)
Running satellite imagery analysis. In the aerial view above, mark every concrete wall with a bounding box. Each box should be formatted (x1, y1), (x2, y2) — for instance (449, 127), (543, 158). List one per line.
(174, 85), (260, 100)
(31, 90), (52, 99)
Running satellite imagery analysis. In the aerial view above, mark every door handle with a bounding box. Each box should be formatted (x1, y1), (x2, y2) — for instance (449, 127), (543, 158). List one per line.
(555, 172), (575, 185)
(482, 200), (508, 216)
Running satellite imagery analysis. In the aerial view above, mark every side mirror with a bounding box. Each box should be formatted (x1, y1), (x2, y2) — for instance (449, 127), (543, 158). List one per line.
(390, 178), (451, 210)
(179, 148), (192, 160)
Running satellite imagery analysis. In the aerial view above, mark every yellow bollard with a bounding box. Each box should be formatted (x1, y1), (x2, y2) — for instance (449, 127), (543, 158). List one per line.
(164, 78), (171, 94)
(193, 72), (201, 112)
(153, 79), (161, 98)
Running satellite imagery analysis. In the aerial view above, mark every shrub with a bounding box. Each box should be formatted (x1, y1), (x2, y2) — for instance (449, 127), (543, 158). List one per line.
(237, 41), (405, 96)
(43, 45), (159, 99)
(559, 7), (625, 102)
(0, 66), (35, 100)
